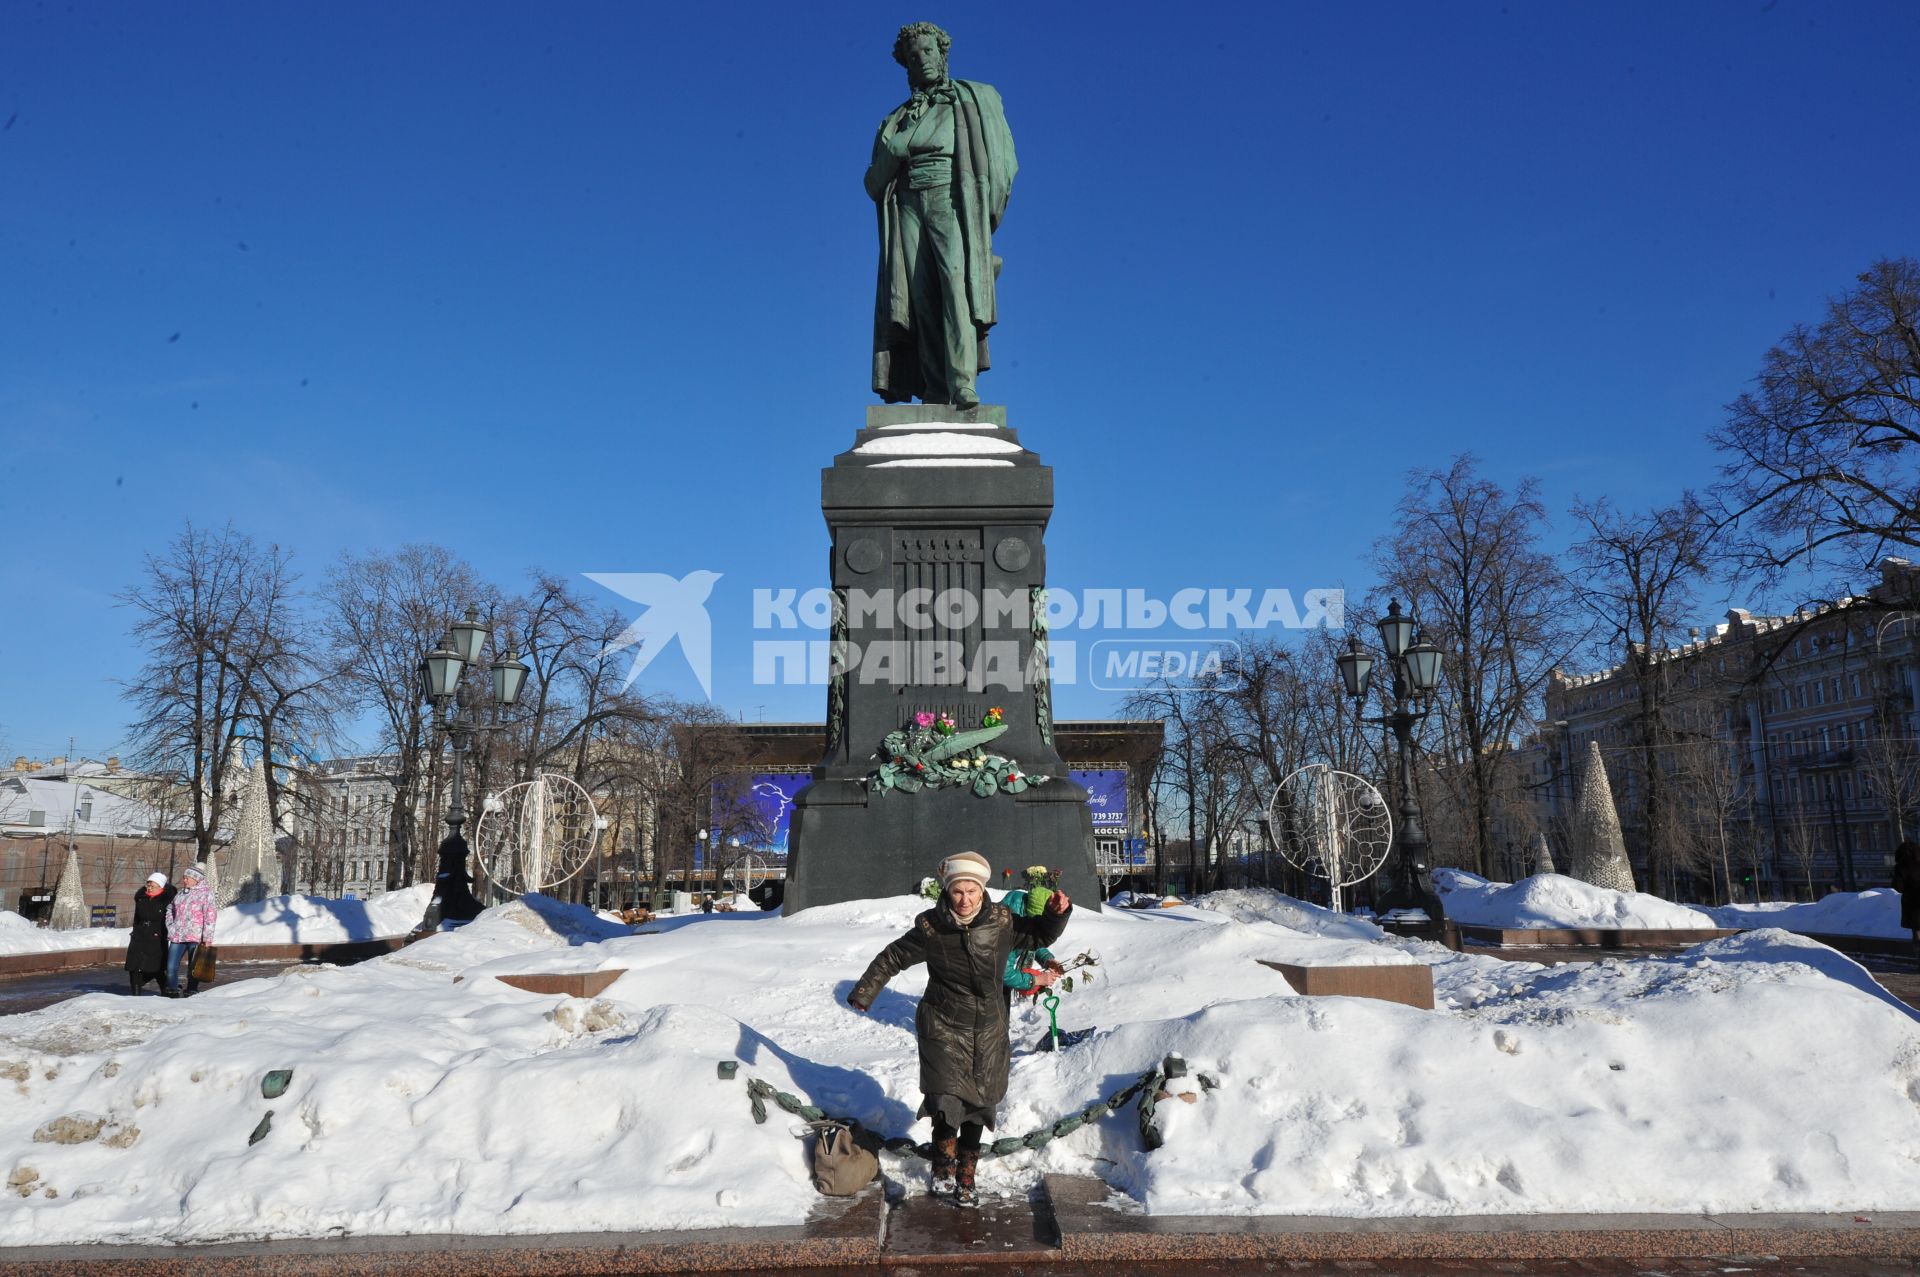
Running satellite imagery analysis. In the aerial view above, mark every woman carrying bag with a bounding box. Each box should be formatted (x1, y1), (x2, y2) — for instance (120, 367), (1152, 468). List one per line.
(847, 851), (1071, 1207)
(165, 864), (218, 998)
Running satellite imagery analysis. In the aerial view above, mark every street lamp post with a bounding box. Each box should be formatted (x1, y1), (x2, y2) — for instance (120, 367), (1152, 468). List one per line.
(1335, 599), (1445, 917)
(421, 605), (531, 844)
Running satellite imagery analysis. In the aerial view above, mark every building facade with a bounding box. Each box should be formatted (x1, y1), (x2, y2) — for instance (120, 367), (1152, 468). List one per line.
(1, 758), (196, 923)
(1536, 557), (1920, 897)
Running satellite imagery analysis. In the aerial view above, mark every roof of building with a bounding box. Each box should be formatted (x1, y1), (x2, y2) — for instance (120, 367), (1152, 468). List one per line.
(0, 775), (185, 837)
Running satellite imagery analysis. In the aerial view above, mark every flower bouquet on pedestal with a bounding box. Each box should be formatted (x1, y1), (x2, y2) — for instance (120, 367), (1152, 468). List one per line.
(868, 707), (1048, 797)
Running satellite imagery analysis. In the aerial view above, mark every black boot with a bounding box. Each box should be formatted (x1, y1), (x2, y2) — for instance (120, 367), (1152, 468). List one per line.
(129, 974), (143, 996)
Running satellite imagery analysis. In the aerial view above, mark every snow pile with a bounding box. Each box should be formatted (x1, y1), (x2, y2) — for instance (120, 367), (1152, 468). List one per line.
(0, 887), (438, 957)
(1435, 870), (1718, 929)
(2, 892), (1918, 1244)
(1190, 888), (1386, 942)
(0, 911), (129, 954)
(1711, 889), (1906, 940)
(212, 885), (435, 945)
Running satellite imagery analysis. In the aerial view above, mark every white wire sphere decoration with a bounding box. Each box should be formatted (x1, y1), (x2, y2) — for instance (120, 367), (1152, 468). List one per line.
(474, 773), (604, 898)
(724, 853), (768, 894)
(1266, 764), (1394, 887)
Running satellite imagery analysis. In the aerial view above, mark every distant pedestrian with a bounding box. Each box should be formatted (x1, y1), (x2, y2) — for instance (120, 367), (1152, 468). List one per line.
(702, 894), (715, 914)
(165, 864), (217, 997)
(124, 872), (174, 996)
(432, 832), (483, 923)
(1894, 841), (1920, 945)
(847, 851), (1071, 1207)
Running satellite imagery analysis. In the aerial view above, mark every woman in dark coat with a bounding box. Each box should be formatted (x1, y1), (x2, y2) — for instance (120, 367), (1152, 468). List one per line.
(849, 851), (1070, 1207)
(1894, 840), (1920, 944)
(124, 872), (175, 995)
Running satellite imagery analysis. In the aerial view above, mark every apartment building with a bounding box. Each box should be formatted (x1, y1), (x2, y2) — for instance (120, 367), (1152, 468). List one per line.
(1532, 557), (1920, 896)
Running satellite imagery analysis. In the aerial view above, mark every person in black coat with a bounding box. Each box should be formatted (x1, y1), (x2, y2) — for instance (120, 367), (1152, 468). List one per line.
(416, 832), (485, 934)
(1894, 840), (1920, 945)
(124, 872), (176, 995)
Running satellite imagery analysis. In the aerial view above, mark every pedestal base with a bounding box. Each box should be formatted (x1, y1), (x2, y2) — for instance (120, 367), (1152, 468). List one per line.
(785, 776), (1098, 913)
(782, 404), (1100, 915)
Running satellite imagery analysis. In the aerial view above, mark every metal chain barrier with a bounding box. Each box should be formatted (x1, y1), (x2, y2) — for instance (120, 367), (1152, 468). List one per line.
(738, 1060), (1168, 1160)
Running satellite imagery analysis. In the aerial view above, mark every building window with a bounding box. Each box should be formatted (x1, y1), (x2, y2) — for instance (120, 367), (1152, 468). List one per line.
(1814, 681), (1825, 706)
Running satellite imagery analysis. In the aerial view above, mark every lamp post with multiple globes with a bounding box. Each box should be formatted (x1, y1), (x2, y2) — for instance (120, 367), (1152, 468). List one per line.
(1335, 599), (1445, 917)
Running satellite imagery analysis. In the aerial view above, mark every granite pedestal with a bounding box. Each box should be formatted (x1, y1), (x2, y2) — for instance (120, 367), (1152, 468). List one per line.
(783, 405), (1099, 913)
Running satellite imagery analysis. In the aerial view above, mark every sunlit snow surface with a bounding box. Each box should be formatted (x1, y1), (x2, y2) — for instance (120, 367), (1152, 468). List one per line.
(1435, 869), (1910, 939)
(2, 889), (1918, 1243)
(0, 886), (435, 955)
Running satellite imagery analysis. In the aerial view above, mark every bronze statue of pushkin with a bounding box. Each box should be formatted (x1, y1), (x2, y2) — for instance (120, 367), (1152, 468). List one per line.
(866, 22), (1018, 410)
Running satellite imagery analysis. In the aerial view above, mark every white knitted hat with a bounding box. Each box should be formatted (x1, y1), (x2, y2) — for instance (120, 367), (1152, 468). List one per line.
(146, 872), (168, 887)
(938, 851), (991, 889)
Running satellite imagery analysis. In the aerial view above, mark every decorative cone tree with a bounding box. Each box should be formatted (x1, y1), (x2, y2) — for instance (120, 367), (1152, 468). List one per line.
(50, 847), (89, 930)
(1571, 740), (1637, 892)
(1532, 829), (1557, 876)
(222, 758), (274, 906)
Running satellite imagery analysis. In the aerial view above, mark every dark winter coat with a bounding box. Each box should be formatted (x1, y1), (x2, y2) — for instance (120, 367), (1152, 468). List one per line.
(124, 885), (175, 975)
(432, 834), (483, 923)
(850, 899), (1069, 1124)
(1894, 841), (1920, 929)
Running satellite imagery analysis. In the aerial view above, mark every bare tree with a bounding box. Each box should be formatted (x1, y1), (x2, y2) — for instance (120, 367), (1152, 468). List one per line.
(1669, 710), (1753, 904)
(1714, 258), (1920, 582)
(1124, 671), (1257, 897)
(621, 701), (755, 899)
(321, 545), (485, 887)
(1376, 457), (1581, 876)
(1205, 630), (1376, 895)
(1776, 788), (1822, 900)
(120, 522), (314, 862)
(1568, 496), (1718, 890)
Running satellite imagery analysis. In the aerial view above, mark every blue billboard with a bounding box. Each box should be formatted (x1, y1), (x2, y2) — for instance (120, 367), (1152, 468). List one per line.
(712, 773), (809, 857)
(1070, 769), (1130, 831)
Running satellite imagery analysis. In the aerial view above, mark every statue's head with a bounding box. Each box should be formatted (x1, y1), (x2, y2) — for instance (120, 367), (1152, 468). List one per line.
(892, 21), (951, 88)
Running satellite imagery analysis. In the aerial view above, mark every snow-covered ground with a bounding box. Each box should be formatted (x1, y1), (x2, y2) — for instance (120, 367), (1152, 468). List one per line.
(2, 887), (1918, 1243)
(1434, 869), (1911, 940)
(1711, 890), (1907, 940)
(0, 886), (435, 956)
(1434, 870), (1720, 929)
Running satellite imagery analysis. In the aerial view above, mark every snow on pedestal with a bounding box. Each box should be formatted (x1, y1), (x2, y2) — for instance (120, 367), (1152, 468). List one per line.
(1532, 830), (1556, 876)
(1570, 740), (1636, 893)
(221, 758), (274, 906)
(49, 847), (89, 930)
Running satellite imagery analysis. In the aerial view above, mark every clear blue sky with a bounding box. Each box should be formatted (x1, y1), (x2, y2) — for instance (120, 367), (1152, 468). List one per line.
(4, 0), (1917, 760)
